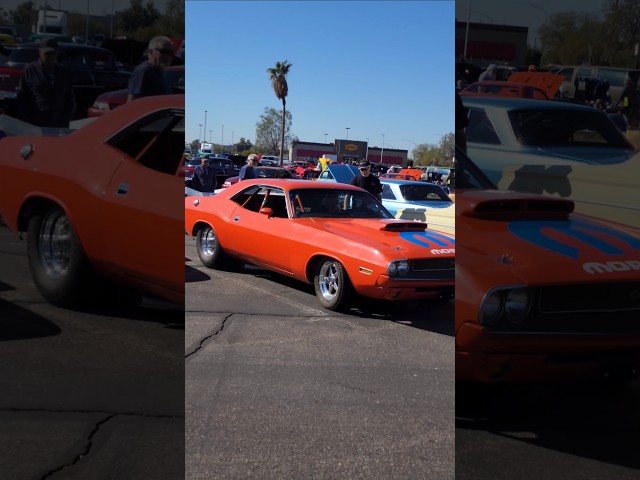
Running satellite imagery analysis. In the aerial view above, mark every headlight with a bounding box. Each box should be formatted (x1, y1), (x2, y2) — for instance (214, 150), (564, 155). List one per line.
(480, 291), (503, 326)
(387, 259), (410, 277)
(479, 286), (531, 327)
(503, 288), (530, 323)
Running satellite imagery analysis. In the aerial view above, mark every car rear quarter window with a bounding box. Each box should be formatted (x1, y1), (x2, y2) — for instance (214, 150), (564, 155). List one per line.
(381, 184), (396, 200)
(465, 108), (501, 145)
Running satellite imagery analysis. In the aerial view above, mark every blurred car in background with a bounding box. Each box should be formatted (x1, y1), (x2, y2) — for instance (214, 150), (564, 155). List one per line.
(0, 42), (131, 119)
(87, 64), (184, 117)
(462, 96), (636, 185)
(221, 166), (295, 188)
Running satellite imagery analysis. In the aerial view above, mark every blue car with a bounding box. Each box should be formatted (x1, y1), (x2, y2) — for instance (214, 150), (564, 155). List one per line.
(462, 96), (636, 185)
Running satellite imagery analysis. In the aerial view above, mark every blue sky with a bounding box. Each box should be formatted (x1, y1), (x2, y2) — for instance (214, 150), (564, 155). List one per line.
(186, 0), (454, 151)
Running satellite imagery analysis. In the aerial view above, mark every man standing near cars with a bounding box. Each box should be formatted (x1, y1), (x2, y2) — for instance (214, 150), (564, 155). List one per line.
(16, 38), (76, 128)
(349, 160), (382, 201)
(239, 154), (258, 180)
(192, 157), (217, 193)
(127, 36), (173, 102)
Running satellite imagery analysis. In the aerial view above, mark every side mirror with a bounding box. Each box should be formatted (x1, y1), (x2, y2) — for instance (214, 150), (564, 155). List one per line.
(259, 207), (273, 218)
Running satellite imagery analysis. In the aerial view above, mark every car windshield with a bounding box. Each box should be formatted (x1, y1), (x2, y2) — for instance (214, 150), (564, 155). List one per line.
(508, 109), (630, 148)
(399, 184), (451, 202)
(290, 188), (393, 219)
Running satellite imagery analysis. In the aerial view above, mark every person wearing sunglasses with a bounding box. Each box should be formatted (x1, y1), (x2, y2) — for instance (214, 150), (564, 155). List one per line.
(349, 160), (383, 202)
(127, 35), (174, 102)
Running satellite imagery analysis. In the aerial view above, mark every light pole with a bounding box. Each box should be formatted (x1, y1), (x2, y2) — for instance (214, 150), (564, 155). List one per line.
(203, 110), (207, 145)
(198, 124), (202, 143)
(365, 137), (369, 161)
(231, 132), (234, 153)
(380, 134), (385, 165)
(221, 125), (224, 155)
(209, 130), (212, 143)
(512, 1), (548, 52)
(402, 139), (417, 160)
(324, 133), (328, 143)
(345, 127), (350, 139)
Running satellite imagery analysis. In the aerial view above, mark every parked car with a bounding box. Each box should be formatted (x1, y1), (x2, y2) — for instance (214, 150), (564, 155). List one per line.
(379, 173), (415, 181)
(554, 64), (640, 103)
(87, 65), (185, 117)
(0, 95), (185, 306)
(462, 96), (636, 185)
(380, 179), (455, 234)
(0, 42), (131, 119)
(185, 180), (455, 310)
(184, 156), (240, 188)
(460, 81), (550, 100)
(221, 166), (294, 188)
(316, 163), (359, 183)
(455, 147), (640, 383)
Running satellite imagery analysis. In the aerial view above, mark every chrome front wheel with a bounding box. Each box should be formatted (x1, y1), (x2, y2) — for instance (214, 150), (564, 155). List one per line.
(314, 259), (352, 311)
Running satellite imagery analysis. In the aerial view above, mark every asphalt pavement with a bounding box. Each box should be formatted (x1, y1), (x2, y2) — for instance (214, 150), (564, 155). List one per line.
(185, 235), (455, 480)
(0, 224), (185, 479)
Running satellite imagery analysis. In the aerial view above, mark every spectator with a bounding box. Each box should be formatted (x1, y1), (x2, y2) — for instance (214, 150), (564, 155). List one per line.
(16, 38), (76, 128)
(348, 160), (382, 201)
(192, 157), (217, 193)
(528, 64), (536, 72)
(127, 36), (173, 102)
(239, 154), (257, 180)
(478, 64), (496, 82)
(455, 90), (468, 154)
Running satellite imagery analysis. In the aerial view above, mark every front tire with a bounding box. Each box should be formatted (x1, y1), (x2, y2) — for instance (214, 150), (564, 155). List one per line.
(313, 259), (353, 311)
(27, 206), (92, 307)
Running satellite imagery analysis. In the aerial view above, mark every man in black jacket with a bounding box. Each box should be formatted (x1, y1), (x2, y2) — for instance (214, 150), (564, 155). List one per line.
(192, 157), (217, 193)
(349, 160), (382, 201)
(16, 38), (75, 128)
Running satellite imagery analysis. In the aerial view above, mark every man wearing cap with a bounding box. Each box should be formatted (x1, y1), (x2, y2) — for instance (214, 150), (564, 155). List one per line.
(127, 35), (173, 102)
(16, 37), (75, 128)
(349, 160), (383, 202)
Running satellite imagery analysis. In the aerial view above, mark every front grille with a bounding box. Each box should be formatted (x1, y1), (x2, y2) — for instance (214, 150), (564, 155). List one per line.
(401, 258), (455, 280)
(485, 282), (640, 335)
(539, 282), (640, 313)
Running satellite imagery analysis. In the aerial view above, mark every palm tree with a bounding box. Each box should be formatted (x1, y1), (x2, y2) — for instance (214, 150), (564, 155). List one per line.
(267, 60), (292, 165)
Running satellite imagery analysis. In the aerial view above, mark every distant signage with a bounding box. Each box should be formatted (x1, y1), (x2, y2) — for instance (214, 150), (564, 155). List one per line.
(345, 143), (358, 152)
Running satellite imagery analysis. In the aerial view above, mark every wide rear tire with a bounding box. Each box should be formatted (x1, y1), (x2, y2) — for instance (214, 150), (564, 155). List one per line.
(27, 206), (92, 307)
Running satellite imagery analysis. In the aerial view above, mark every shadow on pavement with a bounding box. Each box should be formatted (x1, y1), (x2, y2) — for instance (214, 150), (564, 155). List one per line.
(456, 379), (640, 472)
(0, 298), (61, 341)
(185, 264), (211, 283)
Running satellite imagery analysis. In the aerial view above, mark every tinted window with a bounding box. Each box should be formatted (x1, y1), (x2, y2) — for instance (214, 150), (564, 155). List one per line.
(465, 108), (501, 145)
(508, 109), (630, 148)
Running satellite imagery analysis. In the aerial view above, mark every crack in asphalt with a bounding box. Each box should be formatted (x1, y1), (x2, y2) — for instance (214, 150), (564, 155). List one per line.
(0, 408), (183, 479)
(40, 413), (117, 479)
(185, 313), (234, 359)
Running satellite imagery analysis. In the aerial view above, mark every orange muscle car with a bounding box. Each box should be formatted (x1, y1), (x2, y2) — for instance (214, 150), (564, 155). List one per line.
(0, 95), (185, 306)
(455, 149), (640, 383)
(185, 179), (455, 310)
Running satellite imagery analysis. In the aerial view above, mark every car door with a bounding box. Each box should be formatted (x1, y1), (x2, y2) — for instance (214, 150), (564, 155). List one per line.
(101, 108), (185, 293)
(228, 185), (294, 274)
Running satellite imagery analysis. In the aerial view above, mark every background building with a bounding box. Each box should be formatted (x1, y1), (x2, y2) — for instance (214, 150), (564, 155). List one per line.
(290, 139), (408, 166)
(455, 21), (528, 67)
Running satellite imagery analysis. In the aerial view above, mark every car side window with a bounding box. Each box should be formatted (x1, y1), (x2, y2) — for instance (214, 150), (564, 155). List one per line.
(106, 111), (185, 175)
(465, 108), (501, 145)
(381, 184), (395, 200)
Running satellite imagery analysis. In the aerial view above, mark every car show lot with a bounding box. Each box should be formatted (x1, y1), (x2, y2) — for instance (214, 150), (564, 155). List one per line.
(0, 223), (184, 479)
(185, 235), (454, 479)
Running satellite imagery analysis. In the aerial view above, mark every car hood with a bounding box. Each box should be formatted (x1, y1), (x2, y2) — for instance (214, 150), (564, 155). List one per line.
(297, 217), (455, 255)
(456, 189), (640, 285)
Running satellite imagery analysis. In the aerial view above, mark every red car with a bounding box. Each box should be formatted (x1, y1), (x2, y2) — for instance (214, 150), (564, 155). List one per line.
(87, 65), (185, 117)
(455, 149), (640, 383)
(0, 95), (185, 306)
(185, 180), (455, 310)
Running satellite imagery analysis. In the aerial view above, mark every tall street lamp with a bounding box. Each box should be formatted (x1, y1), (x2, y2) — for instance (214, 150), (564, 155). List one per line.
(512, 1), (548, 52)
(204, 110), (207, 145)
(209, 130), (212, 143)
(198, 124), (202, 143)
(231, 132), (234, 153)
(324, 133), (328, 143)
(221, 125), (224, 154)
(402, 139), (417, 160)
(345, 127), (350, 139)
(380, 134), (385, 165)
(365, 137), (369, 160)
